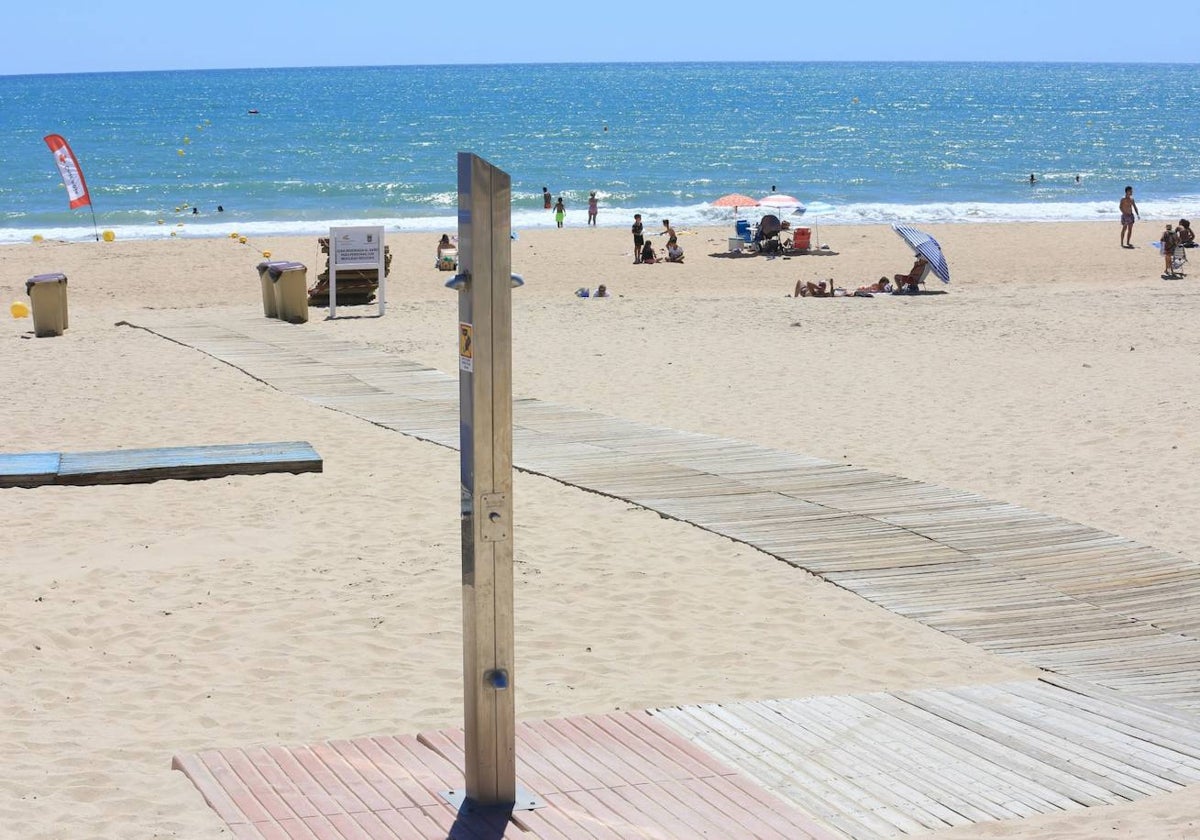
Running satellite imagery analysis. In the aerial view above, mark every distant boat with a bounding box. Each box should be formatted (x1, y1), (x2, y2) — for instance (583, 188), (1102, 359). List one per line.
(247, 109), (259, 115)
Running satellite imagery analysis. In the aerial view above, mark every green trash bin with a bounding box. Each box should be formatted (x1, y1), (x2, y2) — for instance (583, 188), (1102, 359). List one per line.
(255, 261), (279, 318)
(266, 261), (309, 324)
(25, 273), (68, 337)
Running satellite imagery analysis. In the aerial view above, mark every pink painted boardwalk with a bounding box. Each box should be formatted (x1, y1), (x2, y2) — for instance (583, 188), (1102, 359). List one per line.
(173, 711), (838, 840)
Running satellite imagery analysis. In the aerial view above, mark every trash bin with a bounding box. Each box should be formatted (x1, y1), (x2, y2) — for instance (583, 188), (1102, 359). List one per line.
(266, 261), (309, 324)
(256, 261), (279, 318)
(791, 227), (812, 251)
(25, 273), (68, 337)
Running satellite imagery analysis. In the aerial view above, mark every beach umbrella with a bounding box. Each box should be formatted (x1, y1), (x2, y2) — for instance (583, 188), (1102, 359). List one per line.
(891, 222), (950, 283)
(758, 193), (802, 209)
(711, 193), (759, 220)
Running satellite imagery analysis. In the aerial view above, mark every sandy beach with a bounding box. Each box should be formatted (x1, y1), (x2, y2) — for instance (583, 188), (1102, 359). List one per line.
(2, 220), (1199, 839)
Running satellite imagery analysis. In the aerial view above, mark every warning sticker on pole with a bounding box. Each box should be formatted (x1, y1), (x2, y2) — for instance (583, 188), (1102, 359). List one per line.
(459, 322), (473, 372)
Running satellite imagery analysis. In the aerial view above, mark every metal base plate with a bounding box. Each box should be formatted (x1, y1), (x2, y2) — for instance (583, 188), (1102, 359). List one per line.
(440, 784), (546, 812)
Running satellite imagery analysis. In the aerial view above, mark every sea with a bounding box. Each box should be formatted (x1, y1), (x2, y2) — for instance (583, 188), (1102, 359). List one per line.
(1, 62), (1197, 244)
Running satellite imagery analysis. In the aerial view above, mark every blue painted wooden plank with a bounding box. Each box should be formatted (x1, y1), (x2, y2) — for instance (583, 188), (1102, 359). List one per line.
(0, 452), (61, 488)
(54, 441), (321, 486)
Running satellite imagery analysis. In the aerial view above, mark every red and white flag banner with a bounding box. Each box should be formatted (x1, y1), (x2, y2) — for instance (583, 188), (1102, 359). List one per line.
(44, 134), (91, 209)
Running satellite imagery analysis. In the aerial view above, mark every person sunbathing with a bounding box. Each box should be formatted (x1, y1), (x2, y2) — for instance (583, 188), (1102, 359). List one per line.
(795, 279), (830, 297)
(893, 258), (928, 293)
(857, 276), (892, 293)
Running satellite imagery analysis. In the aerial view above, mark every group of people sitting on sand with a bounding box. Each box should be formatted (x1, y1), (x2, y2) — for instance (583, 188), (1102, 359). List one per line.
(794, 258), (929, 298)
(640, 239), (684, 264)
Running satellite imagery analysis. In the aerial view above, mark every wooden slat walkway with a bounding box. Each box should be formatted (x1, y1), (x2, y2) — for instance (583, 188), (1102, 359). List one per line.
(0, 440), (321, 488)
(124, 316), (1200, 714)
(172, 710), (840, 840)
(652, 676), (1200, 840)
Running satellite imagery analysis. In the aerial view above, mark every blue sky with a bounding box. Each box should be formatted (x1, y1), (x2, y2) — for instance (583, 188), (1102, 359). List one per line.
(2, 0), (1192, 75)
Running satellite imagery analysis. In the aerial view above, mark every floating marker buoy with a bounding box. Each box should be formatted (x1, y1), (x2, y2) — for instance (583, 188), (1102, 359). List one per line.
(157, 219), (164, 225)
(261, 250), (271, 258)
(177, 149), (185, 156)
(229, 232), (239, 239)
(31, 234), (44, 242)
(183, 136), (191, 144)
(11, 301), (30, 318)
(170, 231), (178, 237)
(238, 236), (247, 244)
(102, 230), (115, 242)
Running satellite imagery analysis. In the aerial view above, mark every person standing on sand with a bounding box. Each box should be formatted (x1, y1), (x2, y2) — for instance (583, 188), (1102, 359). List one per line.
(1120, 186), (1140, 248)
(631, 214), (644, 263)
(554, 197), (566, 228)
(587, 192), (598, 226)
(1161, 224), (1179, 278)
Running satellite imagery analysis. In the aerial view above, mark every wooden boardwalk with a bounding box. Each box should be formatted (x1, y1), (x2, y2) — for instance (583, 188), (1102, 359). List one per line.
(126, 315), (1200, 714)
(653, 675), (1200, 840)
(128, 316), (1200, 838)
(173, 676), (1200, 840)
(172, 711), (840, 840)
(0, 440), (321, 488)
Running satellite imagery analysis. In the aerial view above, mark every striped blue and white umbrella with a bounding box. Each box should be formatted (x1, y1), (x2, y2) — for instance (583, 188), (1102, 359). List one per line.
(891, 223), (950, 283)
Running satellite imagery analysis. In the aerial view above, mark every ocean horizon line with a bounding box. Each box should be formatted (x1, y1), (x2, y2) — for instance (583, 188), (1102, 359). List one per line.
(4, 58), (1200, 79)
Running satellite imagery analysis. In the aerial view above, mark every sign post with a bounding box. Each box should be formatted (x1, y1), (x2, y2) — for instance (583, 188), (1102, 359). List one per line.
(444, 152), (538, 812)
(328, 225), (386, 318)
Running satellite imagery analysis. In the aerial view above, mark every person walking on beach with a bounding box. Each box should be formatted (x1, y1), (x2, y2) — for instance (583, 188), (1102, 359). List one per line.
(1161, 224), (1179, 278)
(587, 192), (598, 226)
(542, 187), (552, 210)
(1120, 186), (1140, 248)
(632, 214), (644, 263)
(554, 197), (566, 228)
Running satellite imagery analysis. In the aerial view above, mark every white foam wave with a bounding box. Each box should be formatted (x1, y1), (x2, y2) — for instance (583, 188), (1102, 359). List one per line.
(4, 198), (1199, 244)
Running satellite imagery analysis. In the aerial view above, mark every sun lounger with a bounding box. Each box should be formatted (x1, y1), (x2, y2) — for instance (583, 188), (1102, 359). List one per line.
(0, 441), (322, 489)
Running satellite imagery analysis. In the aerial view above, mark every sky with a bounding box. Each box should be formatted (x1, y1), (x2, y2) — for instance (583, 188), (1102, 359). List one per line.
(1, 0), (1193, 75)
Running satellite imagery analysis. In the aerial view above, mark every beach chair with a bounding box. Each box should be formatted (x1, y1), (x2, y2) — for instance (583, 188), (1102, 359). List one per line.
(437, 248), (459, 271)
(1171, 247), (1188, 277)
(893, 259), (932, 293)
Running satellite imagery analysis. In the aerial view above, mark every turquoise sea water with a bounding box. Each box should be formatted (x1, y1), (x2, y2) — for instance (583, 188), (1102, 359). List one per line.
(1, 62), (1197, 242)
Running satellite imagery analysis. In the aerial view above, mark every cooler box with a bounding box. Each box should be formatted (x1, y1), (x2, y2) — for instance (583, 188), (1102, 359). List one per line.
(791, 227), (812, 250)
(256, 261), (280, 318)
(266, 261), (309, 324)
(25, 273), (68, 337)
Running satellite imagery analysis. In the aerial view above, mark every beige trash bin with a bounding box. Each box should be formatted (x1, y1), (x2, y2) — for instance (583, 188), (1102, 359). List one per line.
(266, 261), (309, 324)
(255, 261), (279, 318)
(25, 273), (68, 337)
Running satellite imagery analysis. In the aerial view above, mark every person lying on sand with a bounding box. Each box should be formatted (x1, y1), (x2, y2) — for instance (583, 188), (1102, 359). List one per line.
(795, 279), (833, 297)
(858, 277), (892, 293)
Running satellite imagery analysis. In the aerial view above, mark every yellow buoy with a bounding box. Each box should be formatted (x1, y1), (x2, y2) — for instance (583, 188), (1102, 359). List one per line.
(102, 230), (115, 242)
(229, 232), (239, 239)
(183, 136), (191, 144)
(11, 301), (30, 318)
(31, 234), (44, 242)
(157, 219), (164, 225)
(170, 231), (178, 237)
(238, 236), (247, 244)
(261, 250), (271, 258)
(177, 149), (185, 156)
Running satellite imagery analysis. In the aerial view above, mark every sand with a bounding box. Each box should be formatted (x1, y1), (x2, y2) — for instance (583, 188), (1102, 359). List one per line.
(1, 220), (1198, 839)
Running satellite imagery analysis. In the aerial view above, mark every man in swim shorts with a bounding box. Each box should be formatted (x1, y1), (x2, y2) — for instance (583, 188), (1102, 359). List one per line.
(632, 214), (644, 263)
(1119, 186), (1140, 248)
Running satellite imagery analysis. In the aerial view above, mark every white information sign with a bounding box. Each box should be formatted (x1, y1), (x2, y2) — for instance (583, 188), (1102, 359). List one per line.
(328, 225), (386, 317)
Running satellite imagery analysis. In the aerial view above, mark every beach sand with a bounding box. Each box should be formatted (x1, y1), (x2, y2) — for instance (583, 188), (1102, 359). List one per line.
(1, 221), (1198, 839)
